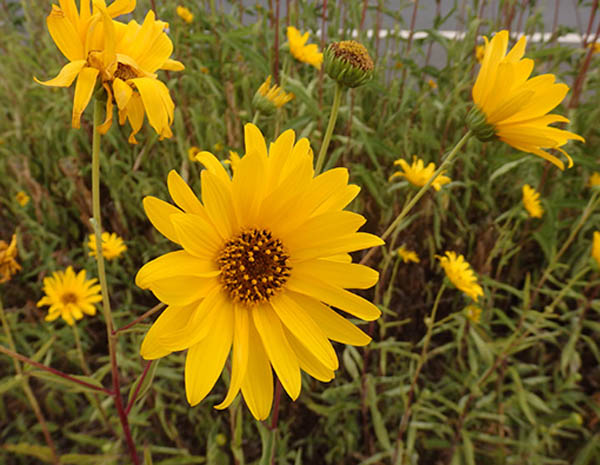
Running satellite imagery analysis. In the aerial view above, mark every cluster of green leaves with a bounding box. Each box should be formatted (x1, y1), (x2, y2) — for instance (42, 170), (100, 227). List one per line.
(1, 0), (600, 464)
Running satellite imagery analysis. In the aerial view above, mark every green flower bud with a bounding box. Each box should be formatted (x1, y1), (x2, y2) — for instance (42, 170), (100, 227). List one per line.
(324, 40), (374, 88)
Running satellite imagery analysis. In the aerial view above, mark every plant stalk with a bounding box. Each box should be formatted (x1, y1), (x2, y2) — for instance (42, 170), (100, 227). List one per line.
(315, 83), (344, 174)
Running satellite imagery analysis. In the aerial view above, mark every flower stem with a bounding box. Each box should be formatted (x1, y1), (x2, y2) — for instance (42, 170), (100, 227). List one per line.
(113, 302), (166, 335)
(315, 83), (344, 174)
(91, 99), (140, 465)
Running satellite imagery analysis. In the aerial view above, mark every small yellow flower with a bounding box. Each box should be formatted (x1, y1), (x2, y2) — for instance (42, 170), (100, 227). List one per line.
(287, 26), (323, 69)
(397, 246), (420, 263)
(427, 79), (437, 89)
(213, 142), (224, 152)
(87, 232), (127, 260)
(522, 184), (543, 218)
(394, 62), (403, 69)
(37, 266), (102, 326)
(188, 146), (201, 161)
(390, 156), (451, 191)
(469, 30), (584, 170)
(475, 44), (485, 63)
(588, 42), (600, 54)
(15, 191), (30, 207)
(437, 251), (483, 302)
(253, 76), (294, 114)
(592, 232), (600, 268)
(176, 5), (194, 23)
(200, 66), (209, 74)
(588, 172), (600, 187)
(464, 305), (482, 323)
(0, 234), (21, 284)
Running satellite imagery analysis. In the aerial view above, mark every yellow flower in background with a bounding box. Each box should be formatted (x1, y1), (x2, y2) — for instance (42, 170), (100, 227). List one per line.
(199, 66), (209, 74)
(87, 232), (127, 260)
(0, 234), (21, 284)
(37, 266), (102, 326)
(35, 0), (184, 143)
(390, 156), (451, 191)
(287, 26), (323, 69)
(437, 251), (483, 302)
(176, 5), (194, 23)
(588, 42), (600, 54)
(213, 142), (224, 152)
(397, 245), (420, 264)
(588, 172), (600, 187)
(253, 76), (295, 114)
(15, 191), (30, 207)
(136, 124), (382, 420)
(475, 44), (485, 63)
(469, 30), (584, 170)
(592, 232), (600, 268)
(464, 305), (482, 323)
(427, 79), (437, 89)
(522, 184), (543, 218)
(188, 146), (201, 161)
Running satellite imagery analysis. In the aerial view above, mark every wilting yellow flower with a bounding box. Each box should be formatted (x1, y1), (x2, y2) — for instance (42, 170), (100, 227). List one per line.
(287, 26), (323, 69)
(35, 0), (184, 143)
(15, 191), (30, 207)
(390, 156), (451, 191)
(37, 266), (102, 326)
(87, 232), (127, 260)
(397, 245), (419, 263)
(475, 44), (485, 63)
(437, 251), (483, 302)
(522, 184), (543, 218)
(593, 232), (600, 268)
(588, 172), (600, 187)
(188, 146), (201, 161)
(427, 79), (437, 89)
(469, 30), (584, 170)
(0, 234), (21, 284)
(253, 76), (294, 114)
(176, 5), (193, 23)
(137, 124), (383, 420)
(464, 305), (481, 323)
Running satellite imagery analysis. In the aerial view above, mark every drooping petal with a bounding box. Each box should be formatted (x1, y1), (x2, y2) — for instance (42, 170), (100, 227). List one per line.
(71, 67), (99, 128)
(47, 5), (85, 61)
(34, 60), (86, 87)
(112, 77), (133, 110)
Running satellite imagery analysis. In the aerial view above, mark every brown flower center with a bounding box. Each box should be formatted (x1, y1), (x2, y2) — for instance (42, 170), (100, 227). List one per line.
(330, 40), (374, 71)
(114, 63), (138, 81)
(217, 228), (291, 306)
(60, 292), (78, 305)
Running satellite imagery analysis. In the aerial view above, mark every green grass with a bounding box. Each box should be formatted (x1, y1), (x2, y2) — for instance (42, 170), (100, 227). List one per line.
(1, 0), (600, 464)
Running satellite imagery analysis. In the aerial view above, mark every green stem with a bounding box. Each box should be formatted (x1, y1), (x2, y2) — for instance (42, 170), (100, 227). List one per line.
(252, 110), (260, 125)
(315, 83), (344, 174)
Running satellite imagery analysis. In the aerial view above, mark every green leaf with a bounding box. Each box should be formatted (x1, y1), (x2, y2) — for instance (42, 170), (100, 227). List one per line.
(2, 443), (54, 463)
(365, 374), (392, 451)
(127, 360), (159, 407)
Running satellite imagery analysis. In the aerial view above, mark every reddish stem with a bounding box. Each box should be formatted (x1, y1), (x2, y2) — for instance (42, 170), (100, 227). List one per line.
(125, 360), (153, 415)
(270, 379), (283, 431)
(113, 303), (165, 335)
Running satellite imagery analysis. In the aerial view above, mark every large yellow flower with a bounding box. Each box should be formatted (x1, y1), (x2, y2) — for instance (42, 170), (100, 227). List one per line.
(136, 124), (382, 420)
(437, 251), (483, 302)
(287, 26), (323, 69)
(390, 156), (451, 191)
(37, 266), (102, 326)
(0, 234), (21, 284)
(35, 0), (184, 143)
(470, 30), (584, 170)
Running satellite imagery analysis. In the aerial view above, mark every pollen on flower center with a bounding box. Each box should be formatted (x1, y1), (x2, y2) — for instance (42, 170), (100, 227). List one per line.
(217, 228), (291, 306)
(330, 40), (374, 71)
(60, 292), (78, 305)
(114, 63), (138, 81)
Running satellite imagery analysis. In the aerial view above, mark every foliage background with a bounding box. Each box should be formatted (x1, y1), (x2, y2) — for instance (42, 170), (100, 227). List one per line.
(1, 0), (600, 463)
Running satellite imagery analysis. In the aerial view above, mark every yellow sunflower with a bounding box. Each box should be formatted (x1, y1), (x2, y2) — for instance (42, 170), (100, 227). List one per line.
(390, 156), (451, 191)
(37, 266), (102, 326)
(35, 0), (184, 143)
(0, 234), (21, 284)
(437, 251), (483, 302)
(287, 26), (323, 69)
(136, 124), (383, 420)
(522, 184), (543, 218)
(87, 232), (127, 260)
(15, 191), (30, 207)
(253, 75), (294, 114)
(469, 30), (584, 170)
(397, 245), (420, 264)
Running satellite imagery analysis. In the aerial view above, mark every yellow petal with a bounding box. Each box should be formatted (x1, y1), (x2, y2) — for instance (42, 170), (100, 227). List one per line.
(292, 259), (379, 290)
(140, 303), (196, 360)
(195, 151), (232, 185)
(72, 67), (99, 128)
(143, 196), (181, 244)
(161, 58), (185, 71)
(112, 77), (133, 110)
(106, 0), (135, 17)
(131, 77), (170, 138)
(97, 83), (114, 134)
(34, 60), (86, 87)
(200, 170), (237, 240)
(170, 213), (223, 260)
(244, 123), (268, 161)
(284, 327), (335, 382)
(135, 250), (218, 288)
(167, 170), (207, 217)
(241, 318), (273, 420)
(148, 274), (217, 306)
(47, 5), (85, 61)
(124, 92), (145, 143)
(292, 232), (384, 262)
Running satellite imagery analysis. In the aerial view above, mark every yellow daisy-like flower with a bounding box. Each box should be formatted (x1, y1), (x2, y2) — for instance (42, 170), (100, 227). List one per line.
(437, 251), (483, 302)
(588, 42), (600, 54)
(0, 234), (21, 284)
(37, 266), (102, 326)
(287, 26), (323, 69)
(87, 232), (127, 260)
(176, 5), (193, 23)
(35, 0), (184, 143)
(390, 156), (451, 191)
(592, 232), (600, 268)
(15, 191), (30, 207)
(464, 305), (482, 323)
(253, 76), (294, 114)
(475, 44), (485, 63)
(427, 79), (437, 89)
(470, 30), (584, 170)
(588, 172), (600, 187)
(188, 146), (201, 161)
(136, 124), (383, 420)
(522, 184), (543, 218)
(397, 245), (420, 264)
